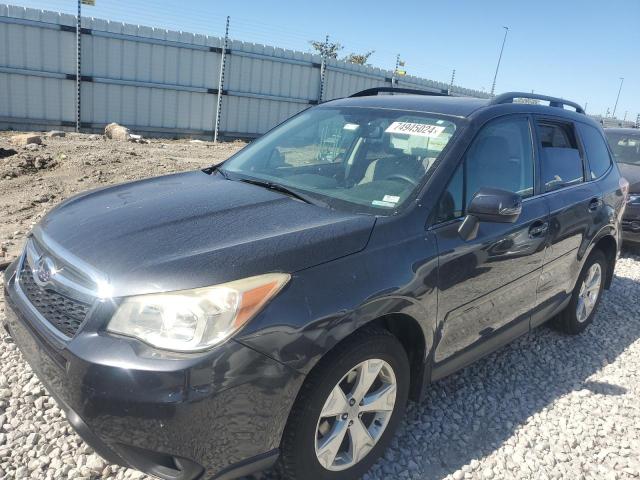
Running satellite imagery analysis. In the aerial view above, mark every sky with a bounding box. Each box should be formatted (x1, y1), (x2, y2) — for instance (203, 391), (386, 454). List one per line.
(9, 0), (640, 120)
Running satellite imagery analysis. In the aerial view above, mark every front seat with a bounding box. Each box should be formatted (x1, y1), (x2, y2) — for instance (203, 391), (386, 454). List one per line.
(359, 146), (425, 185)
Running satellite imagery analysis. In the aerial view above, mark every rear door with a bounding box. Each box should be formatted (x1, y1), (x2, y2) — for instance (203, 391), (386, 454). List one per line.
(531, 117), (603, 326)
(576, 121), (623, 225)
(431, 115), (549, 379)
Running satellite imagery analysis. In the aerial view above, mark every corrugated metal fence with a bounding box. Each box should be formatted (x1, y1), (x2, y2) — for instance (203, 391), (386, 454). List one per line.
(0, 4), (490, 139)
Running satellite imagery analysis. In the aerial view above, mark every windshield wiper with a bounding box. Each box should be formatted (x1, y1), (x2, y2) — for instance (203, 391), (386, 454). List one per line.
(236, 178), (322, 206)
(207, 164), (229, 179)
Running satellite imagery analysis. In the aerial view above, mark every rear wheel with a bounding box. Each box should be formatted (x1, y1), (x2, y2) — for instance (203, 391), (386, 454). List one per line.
(279, 329), (409, 480)
(553, 250), (607, 334)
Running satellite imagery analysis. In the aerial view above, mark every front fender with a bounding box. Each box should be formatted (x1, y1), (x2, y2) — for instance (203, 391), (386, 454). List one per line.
(236, 234), (439, 376)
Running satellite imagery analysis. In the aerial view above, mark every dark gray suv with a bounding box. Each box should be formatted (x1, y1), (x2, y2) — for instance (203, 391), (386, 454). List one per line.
(3, 90), (626, 480)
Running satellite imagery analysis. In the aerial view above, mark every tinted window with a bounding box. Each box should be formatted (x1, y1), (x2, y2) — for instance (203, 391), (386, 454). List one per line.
(465, 117), (534, 203)
(538, 123), (576, 148)
(577, 123), (612, 179)
(435, 163), (463, 223)
(434, 117), (533, 224)
(537, 121), (584, 192)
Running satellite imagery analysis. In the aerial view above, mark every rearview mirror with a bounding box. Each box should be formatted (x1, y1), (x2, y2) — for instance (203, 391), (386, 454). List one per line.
(458, 188), (523, 241)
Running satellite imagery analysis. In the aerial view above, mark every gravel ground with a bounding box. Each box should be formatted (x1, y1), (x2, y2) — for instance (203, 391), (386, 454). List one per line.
(1, 131), (640, 480)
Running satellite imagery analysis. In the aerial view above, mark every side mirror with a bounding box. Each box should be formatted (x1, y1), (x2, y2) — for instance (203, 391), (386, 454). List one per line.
(458, 188), (523, 241)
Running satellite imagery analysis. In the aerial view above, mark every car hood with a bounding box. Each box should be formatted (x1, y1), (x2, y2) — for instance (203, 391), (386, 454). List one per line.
(33, 171), (376, 297)
(619, 163), (640, 193)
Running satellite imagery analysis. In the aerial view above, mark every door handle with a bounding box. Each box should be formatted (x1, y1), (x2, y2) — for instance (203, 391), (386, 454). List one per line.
(529, 221), (549, 238)
(588, 198), (602, 212)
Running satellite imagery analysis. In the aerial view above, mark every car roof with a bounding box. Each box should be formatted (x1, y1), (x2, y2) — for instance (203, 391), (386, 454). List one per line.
(323, 93), (593, 124)
(324, 94), (490, 118)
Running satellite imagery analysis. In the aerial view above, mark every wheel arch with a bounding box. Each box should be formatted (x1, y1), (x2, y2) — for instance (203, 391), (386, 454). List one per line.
(588, 232), (618, 289)
(366, 313), (428, 401)
(302, 311), (430, 403)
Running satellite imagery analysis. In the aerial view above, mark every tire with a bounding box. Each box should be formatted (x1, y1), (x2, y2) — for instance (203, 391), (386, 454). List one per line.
(553, 249), (607, 335)
(278, 328), (410, 480)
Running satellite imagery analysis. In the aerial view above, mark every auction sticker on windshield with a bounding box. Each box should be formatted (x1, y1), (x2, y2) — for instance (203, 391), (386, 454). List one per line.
(385, 122), (445, 137)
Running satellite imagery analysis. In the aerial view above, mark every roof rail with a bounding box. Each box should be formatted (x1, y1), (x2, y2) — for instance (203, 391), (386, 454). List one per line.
(490, 92), (585, 114)
(349, 87), (449, 98)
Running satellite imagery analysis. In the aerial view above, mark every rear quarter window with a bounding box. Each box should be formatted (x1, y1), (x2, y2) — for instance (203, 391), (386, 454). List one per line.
(577, 123), (612, 179)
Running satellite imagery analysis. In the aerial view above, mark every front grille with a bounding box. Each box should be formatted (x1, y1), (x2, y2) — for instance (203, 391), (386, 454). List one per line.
(19, 263), (91, 337)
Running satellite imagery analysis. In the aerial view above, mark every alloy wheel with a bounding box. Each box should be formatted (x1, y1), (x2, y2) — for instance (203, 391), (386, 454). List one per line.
(314, 358), (397, 471)
(576, 263), (602, 323)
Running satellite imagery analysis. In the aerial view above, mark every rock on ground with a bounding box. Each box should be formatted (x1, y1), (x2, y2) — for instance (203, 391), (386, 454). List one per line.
(10, 134), (41, 146)
(104, 123), (131, 141)
(47, 131), (66, 138)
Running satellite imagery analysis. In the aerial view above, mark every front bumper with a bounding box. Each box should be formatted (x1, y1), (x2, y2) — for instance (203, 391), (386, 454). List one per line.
(3, 261), (304, 480)
(622, 203), (640, 245)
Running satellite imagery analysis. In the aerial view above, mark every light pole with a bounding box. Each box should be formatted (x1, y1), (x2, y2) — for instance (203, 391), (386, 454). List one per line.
(612, 77), (624, 118)
(490, 26), (509, 97)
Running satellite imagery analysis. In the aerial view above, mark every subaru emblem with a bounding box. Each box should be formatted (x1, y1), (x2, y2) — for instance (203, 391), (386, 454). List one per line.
(35, 256), (56, 285)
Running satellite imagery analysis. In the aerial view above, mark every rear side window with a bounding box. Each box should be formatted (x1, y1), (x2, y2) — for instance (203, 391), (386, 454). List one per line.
(538, 123), (576, 148)
(537, 121), (584, 192)
(577, 123), (612, 179)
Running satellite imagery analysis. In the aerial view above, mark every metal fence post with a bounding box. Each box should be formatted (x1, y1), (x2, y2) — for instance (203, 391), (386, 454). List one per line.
(448, 69), (456, 95)
(75, 0), (82, 132)
(391, 54), (400, 87)
(213, 16), (230, 143)
(318, 34), (329, 104)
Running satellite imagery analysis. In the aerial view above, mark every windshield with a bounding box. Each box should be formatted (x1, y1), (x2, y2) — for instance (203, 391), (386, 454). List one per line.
(605, 131), (640, 165)
(221, 107), (457, 214)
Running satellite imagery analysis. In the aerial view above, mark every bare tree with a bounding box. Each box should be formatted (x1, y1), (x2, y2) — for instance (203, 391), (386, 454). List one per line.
(343, 51), (375, 65)
(309, 39), (343, 58)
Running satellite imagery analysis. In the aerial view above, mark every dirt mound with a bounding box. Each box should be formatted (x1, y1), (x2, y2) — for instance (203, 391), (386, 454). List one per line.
(1, 152), (58, 178)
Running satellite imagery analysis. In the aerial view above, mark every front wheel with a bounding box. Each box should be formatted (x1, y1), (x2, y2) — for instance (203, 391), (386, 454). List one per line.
(553, 250), (607, 334)
(278, 329), (409, 480)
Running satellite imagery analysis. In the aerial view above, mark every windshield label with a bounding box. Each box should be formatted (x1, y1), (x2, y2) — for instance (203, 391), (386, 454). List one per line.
(372, 200), (396, 208)
(385, 122), (445, 138)
(383, 195), (400, 203)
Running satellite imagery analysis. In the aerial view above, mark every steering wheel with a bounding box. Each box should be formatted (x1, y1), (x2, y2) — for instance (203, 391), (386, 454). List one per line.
(384, 174), (418, 187)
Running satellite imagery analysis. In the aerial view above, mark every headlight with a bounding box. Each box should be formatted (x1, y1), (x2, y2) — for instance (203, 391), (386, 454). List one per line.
(628, 194), (640, 205)
(107, 273), (289, 352)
